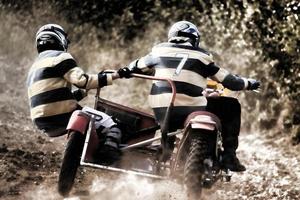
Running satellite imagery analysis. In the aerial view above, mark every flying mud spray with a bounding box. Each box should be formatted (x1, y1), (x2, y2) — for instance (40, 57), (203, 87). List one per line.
(1, 2), (300, 200)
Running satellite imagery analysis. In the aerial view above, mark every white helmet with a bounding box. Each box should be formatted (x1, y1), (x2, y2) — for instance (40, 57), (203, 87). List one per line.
(168, 21), (201, 47)
(36, 24), (70, 52)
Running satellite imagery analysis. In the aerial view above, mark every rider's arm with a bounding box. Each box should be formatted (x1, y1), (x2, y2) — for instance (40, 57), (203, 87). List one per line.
(64, 68), (113, 89)
(54, 52), (113, 89)
(128, 54), (157, 75)
(209, 63), (249, 91)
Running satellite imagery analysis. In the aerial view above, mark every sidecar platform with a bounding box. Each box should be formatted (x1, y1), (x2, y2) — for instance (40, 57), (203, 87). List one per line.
(79, 98), (167, 179)
(80, 128), (167, 179)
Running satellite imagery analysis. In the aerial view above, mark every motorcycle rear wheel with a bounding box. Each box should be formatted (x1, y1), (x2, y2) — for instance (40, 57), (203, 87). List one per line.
(58, 131), (85, 197)
(184, 133), (209, 199)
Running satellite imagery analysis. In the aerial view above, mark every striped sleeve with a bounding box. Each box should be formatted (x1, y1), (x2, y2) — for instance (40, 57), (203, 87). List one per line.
(63, 68), (112, 89)
(55, 53), (112, 89)
(211, 66), (248, 91)
(199, 62), (220, 78)
(63, 67), (89, 88)
(221, 74), (248, 91)
(211, 67), (229, 82)
(128, 54), (156, 75)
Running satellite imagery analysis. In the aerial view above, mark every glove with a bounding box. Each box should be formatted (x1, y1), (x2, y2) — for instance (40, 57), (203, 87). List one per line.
(247, 78), (260, 90)
(117, 67), (132, 78)
(72, 89), (87, 101)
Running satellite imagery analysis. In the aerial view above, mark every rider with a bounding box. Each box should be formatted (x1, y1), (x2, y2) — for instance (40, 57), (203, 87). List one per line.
(27, 24), (130, 161)
(120, 21), (260, 172)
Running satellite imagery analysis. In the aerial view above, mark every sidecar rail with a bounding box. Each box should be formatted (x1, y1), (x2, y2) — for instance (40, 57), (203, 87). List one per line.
(121, 130), (181, 151)
(80, 161), (166, 179)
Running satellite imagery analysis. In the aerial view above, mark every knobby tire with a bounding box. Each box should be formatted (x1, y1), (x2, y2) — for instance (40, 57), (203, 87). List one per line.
(184, 134), (209, 199)
(58, 131), (85, 197)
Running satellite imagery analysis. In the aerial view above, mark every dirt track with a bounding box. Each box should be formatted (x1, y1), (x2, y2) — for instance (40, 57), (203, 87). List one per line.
(0, 91), (299, 200)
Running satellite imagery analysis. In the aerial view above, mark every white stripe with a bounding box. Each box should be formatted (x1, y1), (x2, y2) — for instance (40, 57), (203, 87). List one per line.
(104, 141), (118, 148)
(107, 131), (122, 140)
(137, 57), (147, 69)
(151, 46), (214, 65)
(106, 74), (113, 85)
(64, 67), (100, 89)
(31, 100), (77, 119)
(154, 68), (207, 88)
(53, 52), (74, 65)
(36, 31), (63, 45)
(30, 57), (56, 72)
(242, 77), (249, 89)
(148, 93), (207, 108)
(28, 78), (67, 98)
(212, 68), (229, 82)
(86, 74), (99, 89)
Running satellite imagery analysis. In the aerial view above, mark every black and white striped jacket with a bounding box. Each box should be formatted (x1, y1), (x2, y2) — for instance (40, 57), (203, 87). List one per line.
(129, 42), (249, 121)
(27, 50), (112, 131)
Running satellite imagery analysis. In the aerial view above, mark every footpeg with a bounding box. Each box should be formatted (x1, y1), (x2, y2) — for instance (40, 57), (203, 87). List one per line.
(222, 169), (232, 182)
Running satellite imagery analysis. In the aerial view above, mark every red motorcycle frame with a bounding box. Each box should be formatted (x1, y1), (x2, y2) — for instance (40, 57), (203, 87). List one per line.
(58, 73), (231, 199)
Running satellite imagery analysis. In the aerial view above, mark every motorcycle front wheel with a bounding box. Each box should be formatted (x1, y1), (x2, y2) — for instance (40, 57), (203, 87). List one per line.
(58, 131), (85, 197)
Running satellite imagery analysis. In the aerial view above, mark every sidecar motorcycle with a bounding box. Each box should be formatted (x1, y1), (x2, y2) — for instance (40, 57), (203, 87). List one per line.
(58, 73), (232, 199)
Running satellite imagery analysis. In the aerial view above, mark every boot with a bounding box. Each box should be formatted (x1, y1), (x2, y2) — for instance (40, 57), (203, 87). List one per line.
(207, 97), (245, 172)
(96, 143), (121, 165)
(221, 114), (246, 172)
(95, 126), (122, 165)
(222, 132), (246, 172)
(222, 153), (246, 172)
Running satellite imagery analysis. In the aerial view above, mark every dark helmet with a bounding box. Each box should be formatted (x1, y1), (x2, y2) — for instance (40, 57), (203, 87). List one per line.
(168, 21), (201, 47)
(36, 24), (70, 53)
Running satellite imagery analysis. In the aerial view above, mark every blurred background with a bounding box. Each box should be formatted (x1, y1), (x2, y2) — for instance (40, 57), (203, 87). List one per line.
(0, 0), (299, 199)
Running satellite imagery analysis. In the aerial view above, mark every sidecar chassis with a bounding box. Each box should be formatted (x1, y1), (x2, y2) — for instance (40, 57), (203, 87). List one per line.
(79, 73), (179, 179)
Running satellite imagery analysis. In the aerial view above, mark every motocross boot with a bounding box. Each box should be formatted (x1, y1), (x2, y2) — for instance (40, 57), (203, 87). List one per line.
(221, 152), (246, 172)
(95, 126), (122, 165)
(220, 100), (246, 172)
(222, 130), (246, 172)
(206, 96), (246, 172)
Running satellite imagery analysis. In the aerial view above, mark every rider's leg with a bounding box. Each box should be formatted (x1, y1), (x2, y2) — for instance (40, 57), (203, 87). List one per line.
(94, 115), (122, 164)
(103, 125), (122, 149)
(206, 96), (246, 172)
(221, 106), (246, 172)
(97, 125), (122, 164)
